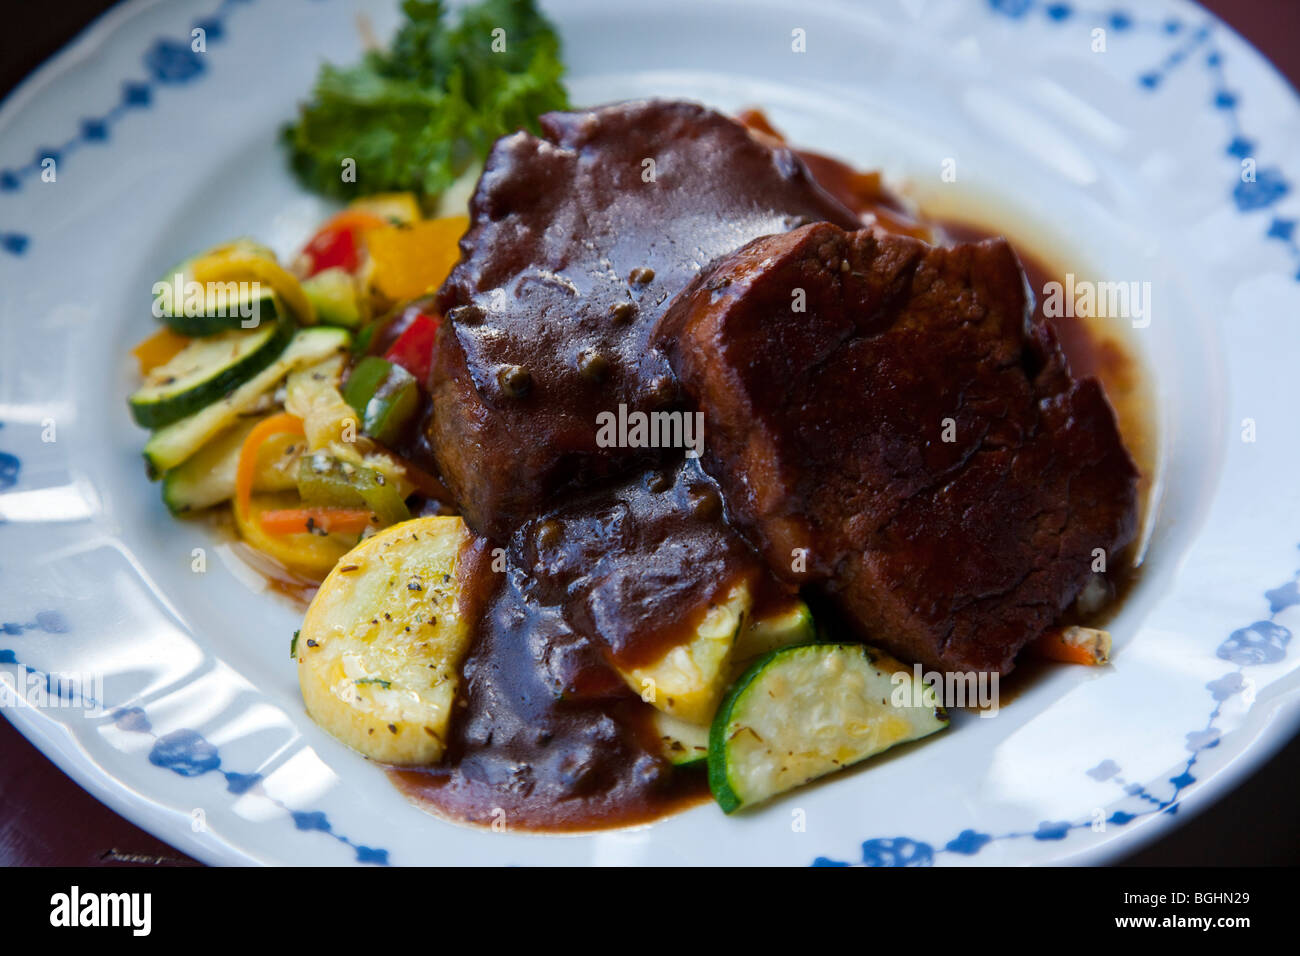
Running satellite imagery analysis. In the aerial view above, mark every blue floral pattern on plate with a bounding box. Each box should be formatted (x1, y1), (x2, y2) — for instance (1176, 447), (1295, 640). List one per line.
(0, 614), (391, 865)
(986, 0), (1298, 279)
(0, 0), (254, 256)
(814, 558), (1296, 865)
(0, 0), (393, 866)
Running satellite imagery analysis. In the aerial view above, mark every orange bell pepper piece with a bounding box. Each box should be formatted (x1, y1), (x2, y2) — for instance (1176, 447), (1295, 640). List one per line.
(364, 215), (468, 304)
(131, 328), (191, 375)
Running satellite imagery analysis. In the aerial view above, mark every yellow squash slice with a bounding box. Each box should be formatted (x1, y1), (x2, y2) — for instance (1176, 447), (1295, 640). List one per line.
(297, 516), (476, 765)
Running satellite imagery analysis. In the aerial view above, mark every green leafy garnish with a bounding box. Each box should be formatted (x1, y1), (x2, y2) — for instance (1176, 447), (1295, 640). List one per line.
(290, 629), (300, 658)
(355, 677), (393, 689)
(282, 0), (569, 199)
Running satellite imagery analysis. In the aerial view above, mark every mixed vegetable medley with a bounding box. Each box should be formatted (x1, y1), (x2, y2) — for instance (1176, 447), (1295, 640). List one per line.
(130, 194), (465, 580)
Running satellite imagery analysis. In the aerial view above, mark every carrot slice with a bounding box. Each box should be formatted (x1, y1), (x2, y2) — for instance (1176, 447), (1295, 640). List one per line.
(131, 327), (191, 374)
(258, 507), (374, 536)
(236, 413), (304, 520)
(1028, 626), (1112, 665)
(364, 215), (468, 304)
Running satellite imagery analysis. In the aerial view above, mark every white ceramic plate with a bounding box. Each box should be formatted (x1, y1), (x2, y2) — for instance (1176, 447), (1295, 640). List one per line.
(1, 0), (1298, 866)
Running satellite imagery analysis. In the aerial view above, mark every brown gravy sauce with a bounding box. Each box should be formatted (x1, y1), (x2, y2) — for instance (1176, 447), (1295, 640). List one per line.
(390, 562), (713, 830)
(390, 458), (768, 831)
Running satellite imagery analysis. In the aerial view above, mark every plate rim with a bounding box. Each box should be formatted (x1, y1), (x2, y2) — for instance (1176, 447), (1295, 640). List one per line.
(1, 0), (1298, 866)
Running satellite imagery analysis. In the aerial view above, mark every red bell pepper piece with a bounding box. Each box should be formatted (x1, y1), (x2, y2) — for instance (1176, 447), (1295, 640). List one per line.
(300, 210), (387, 277)
(383, 312), (440, 385)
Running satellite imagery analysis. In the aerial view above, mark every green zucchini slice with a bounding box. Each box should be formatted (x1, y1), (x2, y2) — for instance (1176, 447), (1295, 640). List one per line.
(653, 710), (710, 768)
(160, 415), (301, 514)
(301, 267), (364, 328)
(129, 318), (292, 429)
(731, 598), (815, 671)
(142, 326), (351, 476)
(153, 240), (281, 336)
(708, 643), (948, 813)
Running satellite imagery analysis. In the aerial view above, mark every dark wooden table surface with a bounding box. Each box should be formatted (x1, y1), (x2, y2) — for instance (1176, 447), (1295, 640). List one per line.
(1, 0), (1296, 867)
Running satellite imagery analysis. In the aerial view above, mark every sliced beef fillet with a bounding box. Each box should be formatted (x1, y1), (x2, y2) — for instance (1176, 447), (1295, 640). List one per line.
(655, 222), (1139, 675)
(431, 99), (861, 540)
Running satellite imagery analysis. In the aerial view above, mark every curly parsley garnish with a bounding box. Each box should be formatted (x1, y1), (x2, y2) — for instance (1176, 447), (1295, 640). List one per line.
(282, 0), (569, 199)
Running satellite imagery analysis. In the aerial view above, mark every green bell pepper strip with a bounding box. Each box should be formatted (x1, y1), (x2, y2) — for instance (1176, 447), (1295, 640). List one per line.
(296, 452), (411, 527)
(342, 356), (420, 447)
